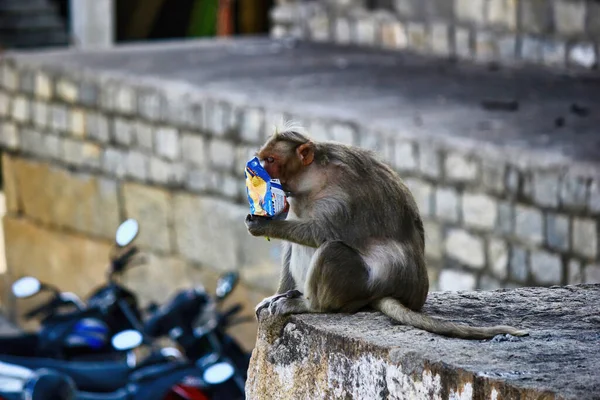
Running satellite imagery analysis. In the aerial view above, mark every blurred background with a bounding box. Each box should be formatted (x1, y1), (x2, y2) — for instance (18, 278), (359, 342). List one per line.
(0, 0), (599, 352)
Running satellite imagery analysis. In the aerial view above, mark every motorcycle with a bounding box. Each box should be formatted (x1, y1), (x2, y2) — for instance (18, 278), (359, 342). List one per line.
(0, 330), (238, 400)
(0, 272), (250, 399)
(3, 219), (146, 361)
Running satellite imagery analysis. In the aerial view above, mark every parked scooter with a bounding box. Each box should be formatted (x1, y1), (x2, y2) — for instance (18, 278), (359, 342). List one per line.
(2, 219), (146, 361)
(0, 271), (250, 399)
(0, 330), (238, 400)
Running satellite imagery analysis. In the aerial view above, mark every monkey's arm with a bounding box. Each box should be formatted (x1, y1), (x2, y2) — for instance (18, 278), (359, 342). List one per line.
(245, 214), (324, 248)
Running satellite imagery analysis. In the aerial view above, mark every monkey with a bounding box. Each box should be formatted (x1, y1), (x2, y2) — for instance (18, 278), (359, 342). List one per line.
(244, 123), (529, 340)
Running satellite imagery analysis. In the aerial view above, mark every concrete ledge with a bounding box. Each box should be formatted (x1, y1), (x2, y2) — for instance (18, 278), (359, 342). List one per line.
(246, 284), (600, 400)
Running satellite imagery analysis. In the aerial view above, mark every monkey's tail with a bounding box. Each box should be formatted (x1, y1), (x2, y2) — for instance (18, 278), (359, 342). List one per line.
(372, 297), (529, 340)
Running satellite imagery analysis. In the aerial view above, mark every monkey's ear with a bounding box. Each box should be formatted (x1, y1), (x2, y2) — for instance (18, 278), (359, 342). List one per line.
(296, 142), (314, 166)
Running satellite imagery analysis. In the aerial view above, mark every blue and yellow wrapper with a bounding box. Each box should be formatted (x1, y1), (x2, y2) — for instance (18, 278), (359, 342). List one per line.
(245, 157), (289, 219)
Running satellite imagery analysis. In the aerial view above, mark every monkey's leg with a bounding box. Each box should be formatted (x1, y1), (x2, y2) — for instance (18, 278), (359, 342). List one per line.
(264, 241), (373, 317)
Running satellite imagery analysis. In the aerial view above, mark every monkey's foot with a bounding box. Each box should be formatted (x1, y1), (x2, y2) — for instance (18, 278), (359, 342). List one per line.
(255, 290), (306, 318)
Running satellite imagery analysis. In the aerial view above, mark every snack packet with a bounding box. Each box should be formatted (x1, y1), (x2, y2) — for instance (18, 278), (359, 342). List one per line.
(245, 157), (289, 221)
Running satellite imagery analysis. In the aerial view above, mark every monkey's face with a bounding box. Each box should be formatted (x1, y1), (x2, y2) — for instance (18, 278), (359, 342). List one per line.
(257, 137), (315, 193)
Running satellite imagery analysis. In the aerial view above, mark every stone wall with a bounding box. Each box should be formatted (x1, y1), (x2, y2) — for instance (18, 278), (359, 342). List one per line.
(0, 40), (599, 347)
(271, 0), (600, 72)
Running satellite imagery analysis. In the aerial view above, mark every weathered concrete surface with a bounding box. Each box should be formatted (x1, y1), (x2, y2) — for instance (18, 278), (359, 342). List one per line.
(246, 284), (600, 400)
(8, 37), (600, 172)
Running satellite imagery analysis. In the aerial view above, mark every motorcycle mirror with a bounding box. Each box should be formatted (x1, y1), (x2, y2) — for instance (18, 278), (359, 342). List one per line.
(111, 330), (143, 351)
(115, 219), (139, 247)
(12, 277), (42, 299)
(215, 272), (239, 300)
(203, 361), (235, 385)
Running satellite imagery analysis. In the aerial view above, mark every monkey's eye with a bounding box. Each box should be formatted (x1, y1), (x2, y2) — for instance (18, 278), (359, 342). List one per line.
(266, 157), (275, 163)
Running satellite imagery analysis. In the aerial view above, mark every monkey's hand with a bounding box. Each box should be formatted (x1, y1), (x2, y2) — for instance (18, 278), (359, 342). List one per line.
(245, 214), (271, 237)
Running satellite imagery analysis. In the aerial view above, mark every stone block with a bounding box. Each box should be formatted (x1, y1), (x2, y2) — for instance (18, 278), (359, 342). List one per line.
(403, 178), (433, 217)
(584, 264), (600, 284)
(480, 161), (505, 194)
(488, 238), (508, 280)
(0, 122), (19, 150)
(572, 218), (597, 259)
(568, 259), (582, 284)
(0, 92), (9, 117)
(182, 133), (207, 168)
(532, 171), (559, 208)
(209, 139), (236, 171)
(475, 31), (498, 61)
(122, 182), (172, 253)
(20, 129), (45, 157)
(407, 23), (428, 52)
(521, 36), (542, 61)
(393, 0), (422, 18)
(186, 168), (216, 193)
(204, 101), (230, 136)
(425, 0), (454, 19)
(131, 122), (153, 151)
(542, 40), (567, 66)
(545, 213), (570, 252)
(496, 200), (514, 234)
(435, 187), (459, 222)
(240, 108), (264, 144)
(355, 17), (376, 46)
(305, 120), (329, 142)
(430, 23), (450, 56)
(1, 64), (17, 91)
(330, 123), (355, 145)
(488, 0), (518, 30)
(50, 104), (68, 133)
(219, 173), (240, 200)
(56, 79), (78, 103)
(10, 158), (119, 238)
(154, 127), (180, 160)
(462, 193), (497, 230)
(126, 150), (149, 181)
(173, 194), (247, 271)
(560, 174), (588, 210)
(35, 72), (52, 100)
(102, 147), (127, 179)
(438, 269), (477, 291)
(444, 152), (478, 182)
(497, 34), (518, 59)
(520, 0), (551, 34)
(515, 205), (543, 245)
(553, 0), (585, 36)
(149, 157), (185, 186)
(115, 86), (135, 114)
(69, 108), (86, 138)
(455, 0), (485, 24)
(393, 140), (417, 171)
(78, 81), (98, 107)
(445, 229), (485, 269)
(590, 180), (600, 213)
(32, 101), (48, 129)
(380, 20), (408, 50)
(510, 245), (528, 282)
(44, 135), (61, 161)
(335, 18), (352, 45)
(19, 69), (35, 94)
(455, 27), (472, 58)
(418, 145), (441, 179)
(568, 43), (597, 69)
(530, 250), (562, 285)
(62, 139), (102, 169)
(112, 118), (134, 146)
(11, 96), (29, 123)
(423, 220), (442, 260)
(138, 90), (164, 122)
(3, 216), (111, 300)
(85, 112), (110, 143)
(308, 14), (330, 42)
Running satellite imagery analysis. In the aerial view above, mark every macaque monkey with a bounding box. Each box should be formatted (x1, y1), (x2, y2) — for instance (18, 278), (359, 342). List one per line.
(245, 124), (528, 340)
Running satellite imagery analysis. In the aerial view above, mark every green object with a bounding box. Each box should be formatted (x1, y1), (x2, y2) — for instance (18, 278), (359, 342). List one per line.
(188, 0), (218, 37)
